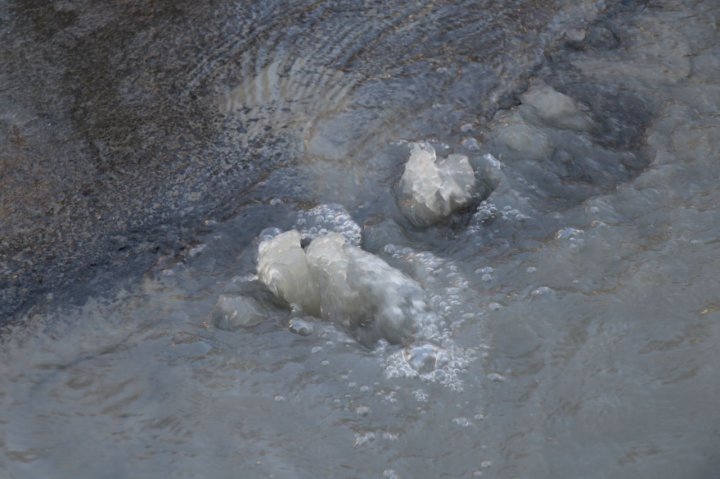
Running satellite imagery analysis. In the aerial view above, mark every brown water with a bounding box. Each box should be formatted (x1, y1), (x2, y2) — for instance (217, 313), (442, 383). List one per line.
(1, 0), (720, 478)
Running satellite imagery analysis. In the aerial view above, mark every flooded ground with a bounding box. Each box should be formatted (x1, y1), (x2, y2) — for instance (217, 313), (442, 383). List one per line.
(2, 0), (720, 478)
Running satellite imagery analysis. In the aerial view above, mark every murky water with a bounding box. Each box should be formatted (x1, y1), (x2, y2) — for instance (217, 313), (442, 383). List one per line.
(2, 0), (720, 478)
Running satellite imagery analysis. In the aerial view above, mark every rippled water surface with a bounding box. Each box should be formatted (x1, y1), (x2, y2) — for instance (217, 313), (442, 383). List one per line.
(2, 0), (720, 478)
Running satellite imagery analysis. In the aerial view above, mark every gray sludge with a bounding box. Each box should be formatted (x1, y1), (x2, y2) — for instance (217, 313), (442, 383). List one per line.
(2, 1), (720, 479)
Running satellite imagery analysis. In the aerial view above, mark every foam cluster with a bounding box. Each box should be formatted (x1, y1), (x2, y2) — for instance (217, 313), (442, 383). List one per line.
(257, 231), (435, 344)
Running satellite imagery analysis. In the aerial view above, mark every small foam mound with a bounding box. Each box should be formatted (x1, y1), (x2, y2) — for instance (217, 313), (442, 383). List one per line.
(397, 142), (477, 226)
(209, 294), (266, 330)
(258, 231), (435, 344)
(520, 83), (594, 131)
(494, 110), (553, 159)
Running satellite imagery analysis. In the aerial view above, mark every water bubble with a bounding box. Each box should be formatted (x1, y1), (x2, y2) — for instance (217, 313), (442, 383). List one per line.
(403, 344), (440, 374)
(531, 286), (553, 296)
(413, 389), (429, 402)
(555, 227), (584, 240)
(462, 137), (481, 150)
(355, 406), (370, 416)
(288, 318), (314, 336)
(487, 373), (506, 382)
(353, 432), (376, 447)
(452, 417), (473, 427)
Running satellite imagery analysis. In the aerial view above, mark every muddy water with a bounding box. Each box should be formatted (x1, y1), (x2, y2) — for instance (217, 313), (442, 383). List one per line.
(2, 0), (720, 478)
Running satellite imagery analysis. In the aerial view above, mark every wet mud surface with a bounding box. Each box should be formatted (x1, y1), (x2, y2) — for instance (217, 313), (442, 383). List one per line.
(1, 0), (621, 320)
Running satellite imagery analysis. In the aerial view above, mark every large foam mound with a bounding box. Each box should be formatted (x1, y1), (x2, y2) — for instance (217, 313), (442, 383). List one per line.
(397, 142), (477, 226)
(257, 230), (320, 315)
(258, 231), (434, 344)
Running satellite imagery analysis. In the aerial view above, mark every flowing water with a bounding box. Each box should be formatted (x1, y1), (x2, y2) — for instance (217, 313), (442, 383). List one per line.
(1, 0), (720, 478)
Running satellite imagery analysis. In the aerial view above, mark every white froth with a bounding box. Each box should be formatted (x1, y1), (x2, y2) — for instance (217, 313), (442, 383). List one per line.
(257, 230), (321, 314)
(258, 231), (436, 344)
(296, 203), (362, 246)
(397, 142), (477, 226)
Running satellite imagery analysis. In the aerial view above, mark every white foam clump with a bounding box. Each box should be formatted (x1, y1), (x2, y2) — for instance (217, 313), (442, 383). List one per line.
(397, 142), (476, 226)
(257, 231), (436, 344)
(257, 230), (320, 315)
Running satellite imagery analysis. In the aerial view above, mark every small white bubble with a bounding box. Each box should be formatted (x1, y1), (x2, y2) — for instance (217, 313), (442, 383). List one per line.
(353, 432), (376, 447)
(488, 302), (502, 311)
(356, 406), (371, 416)
(531, 286), (553, 296)
(462, 137), (481, 150)
(383, 469), (400, 479)
(526, 266), (537, 273)
(413, 389), (429, 402)
(452, 417), (473, 427)
(487, 373), (506, 382)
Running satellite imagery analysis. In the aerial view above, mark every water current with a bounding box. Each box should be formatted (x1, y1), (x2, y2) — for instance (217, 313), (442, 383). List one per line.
(1, 0), (719, 478)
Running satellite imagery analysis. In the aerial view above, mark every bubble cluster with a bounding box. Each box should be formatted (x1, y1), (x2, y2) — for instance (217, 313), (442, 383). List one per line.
(295, 203), (362, 246)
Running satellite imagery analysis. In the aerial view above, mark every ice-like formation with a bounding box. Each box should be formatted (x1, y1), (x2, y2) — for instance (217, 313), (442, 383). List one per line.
(520, 83), (593, 131)
(258, 231), (435, 344)
(305, 234), (360, 329)
(397, 142), (477, 226)
(257, 230), (320, 315)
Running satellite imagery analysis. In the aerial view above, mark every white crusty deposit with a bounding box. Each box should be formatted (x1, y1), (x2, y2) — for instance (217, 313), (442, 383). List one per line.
(257, 231), (436, 344)
(397, 142), (477, 227)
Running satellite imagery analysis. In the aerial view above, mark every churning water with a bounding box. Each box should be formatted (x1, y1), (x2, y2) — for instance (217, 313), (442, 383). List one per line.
(1, 0), (720, 478)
